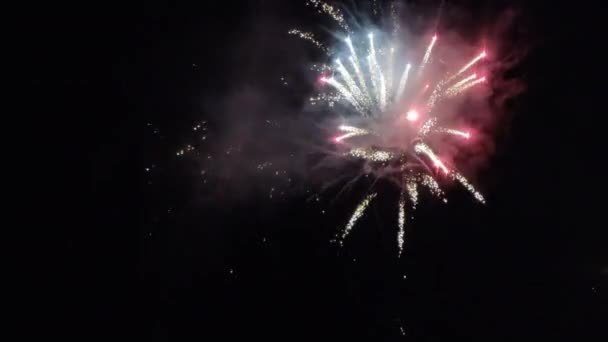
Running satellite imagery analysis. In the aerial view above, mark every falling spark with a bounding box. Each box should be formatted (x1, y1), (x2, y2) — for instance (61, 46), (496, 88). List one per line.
(342, 193), (377, 240)
(288, 29), (328, 53)
(307, 0), (350, 32)
(451, 171), (485, 203)
(415, 143), (449, 174)
(397, 191), (406, 255)
(418, 35), (437, 76)
(420, 174), (445, 199)
(405, 177), (418, 208)
(395, 63), (411, 101)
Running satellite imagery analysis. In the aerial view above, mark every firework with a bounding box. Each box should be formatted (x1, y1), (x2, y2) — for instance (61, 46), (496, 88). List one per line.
(292, 1), (489, 254)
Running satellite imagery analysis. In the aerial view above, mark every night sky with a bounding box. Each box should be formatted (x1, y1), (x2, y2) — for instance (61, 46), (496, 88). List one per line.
(28, 0), (606, 340)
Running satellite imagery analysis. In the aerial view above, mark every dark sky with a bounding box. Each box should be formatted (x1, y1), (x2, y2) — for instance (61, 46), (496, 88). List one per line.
(27, 0), (606, 341)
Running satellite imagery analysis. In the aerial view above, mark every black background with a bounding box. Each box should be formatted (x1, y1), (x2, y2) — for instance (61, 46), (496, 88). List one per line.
(26, 0), (606, 340)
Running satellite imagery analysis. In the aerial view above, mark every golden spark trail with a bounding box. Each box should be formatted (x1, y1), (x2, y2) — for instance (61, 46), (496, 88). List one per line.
(420, 174), (445, 199)
(342, 193), (377, 240)
(451, 171), (485, 203)
(307, 0), (350, 32)
(287, 29), (328, 53)
(405, 177), (418, 208)
(397, 190), (406, 256)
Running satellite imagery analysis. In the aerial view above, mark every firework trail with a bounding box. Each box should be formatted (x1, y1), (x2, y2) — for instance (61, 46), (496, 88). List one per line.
(420, 173), (445, 199)
(418, 35), (438, 76)
(335, 125), (370, 142)
(447, 73), (477, 91)
(347, 147), (395, 162)
(288, 29), (328, 53)
(452, 51), (487, 79)
(395, 63), (411, 102)
(437, 128), (470, 139)
(451, 171), (485, 204)
(307, 0), (350, 32)
(291, 0), (490, 255)
(342, 193), (377, 242)
(397, 191), (406, 256)
(320, 76), (365, 113)
(445, 77), (486, 97)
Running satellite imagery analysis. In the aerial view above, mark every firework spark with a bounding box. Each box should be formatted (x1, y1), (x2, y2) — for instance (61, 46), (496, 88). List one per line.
(288, 29), (328, 53)
(419, 35), (438, 76)
(342, 193), (377, 241)
(291, 0), (489, 255)
(307, 0), (350, 32)
(335, 125), (370, 142)
(348, 147), (395, 162)
(437, 128), (470, 139)
(453, 51), (486, 78)
(397, 191), (406, 256)
(445, 76), (486, 97)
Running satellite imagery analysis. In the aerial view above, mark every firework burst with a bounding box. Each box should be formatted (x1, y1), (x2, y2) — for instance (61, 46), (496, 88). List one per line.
(292, 1), (488, 255)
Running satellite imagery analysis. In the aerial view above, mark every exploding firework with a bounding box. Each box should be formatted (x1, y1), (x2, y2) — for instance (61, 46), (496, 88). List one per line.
(292, 0), (488, 255)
